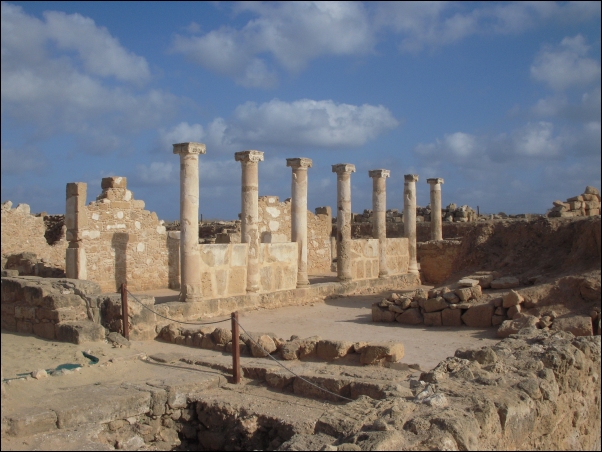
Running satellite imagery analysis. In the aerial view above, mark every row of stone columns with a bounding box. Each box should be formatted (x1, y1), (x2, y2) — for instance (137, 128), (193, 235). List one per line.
(332, 167), (445, 280)
(173, 142), (444, 302)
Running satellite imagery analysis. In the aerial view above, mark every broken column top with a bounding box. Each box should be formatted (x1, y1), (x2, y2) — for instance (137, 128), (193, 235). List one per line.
(404, 174), (419, 182)
(286, 157), (313, 169)
(172, 142), (206, 155)
(101, 177), (127, 190)
(427, 177), (444, 185)
(332, 163), (356, 174)
(235, 150), (264, 162)
(368, 169), (390, 178)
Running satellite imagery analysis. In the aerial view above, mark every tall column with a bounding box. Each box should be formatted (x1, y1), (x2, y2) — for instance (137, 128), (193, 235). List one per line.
(65, 182), (87, 280)
(369, 169), (390, 277)
(332, 164), (356, 281)
(287, 158), (312, 287)
(427, 178), (444, 241)
(235, 150), (264, 292)
(173, 142), (206, 302)
(404, 174), (419, 275)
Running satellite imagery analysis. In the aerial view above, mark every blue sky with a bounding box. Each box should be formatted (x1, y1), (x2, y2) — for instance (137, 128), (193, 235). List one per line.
(1, 1), (600, 220)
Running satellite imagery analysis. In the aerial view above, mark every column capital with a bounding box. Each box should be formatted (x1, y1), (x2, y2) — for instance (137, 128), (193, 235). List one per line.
(235, 150), (264, 163)
(368, 169), (390, 179)
(173, 142), (206, 155)
(332, 163), (356, 174)
(427, 177), (444, 185)
(286, 157), (313, 169)
(404, 174), (419, 182)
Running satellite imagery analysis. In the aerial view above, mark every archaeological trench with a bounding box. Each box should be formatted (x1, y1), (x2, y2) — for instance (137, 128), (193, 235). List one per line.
(1, 143), (601, 451)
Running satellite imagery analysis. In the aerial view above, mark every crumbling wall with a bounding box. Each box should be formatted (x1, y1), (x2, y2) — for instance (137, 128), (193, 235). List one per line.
(1, 201), (68, 270)
(69, 177), (176, 292)
(548, 185), (600, 218)
(258, 196), (331, 274)
(418, 240), (462, 284)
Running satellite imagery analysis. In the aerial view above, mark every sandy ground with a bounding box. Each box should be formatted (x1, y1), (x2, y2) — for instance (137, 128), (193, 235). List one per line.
(1, 289), (500, 382)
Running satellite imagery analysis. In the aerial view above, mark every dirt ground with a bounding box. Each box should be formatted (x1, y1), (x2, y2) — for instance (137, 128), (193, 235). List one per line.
(1, 290), (499, 383)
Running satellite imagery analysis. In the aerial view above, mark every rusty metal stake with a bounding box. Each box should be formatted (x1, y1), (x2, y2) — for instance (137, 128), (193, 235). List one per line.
(121, 282), (129, 340)
(232, 311), (241, 384)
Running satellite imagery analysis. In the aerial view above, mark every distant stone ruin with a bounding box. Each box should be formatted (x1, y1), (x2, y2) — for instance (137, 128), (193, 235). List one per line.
(547, 185), (601, 217)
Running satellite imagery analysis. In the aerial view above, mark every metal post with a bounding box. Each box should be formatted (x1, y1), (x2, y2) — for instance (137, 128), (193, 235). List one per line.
(231, 311), (241, 384)
(121, 282), (129, 340)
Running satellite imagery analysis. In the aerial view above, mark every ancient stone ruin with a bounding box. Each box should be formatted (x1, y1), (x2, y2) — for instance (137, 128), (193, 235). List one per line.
(1, 142), (600, 451)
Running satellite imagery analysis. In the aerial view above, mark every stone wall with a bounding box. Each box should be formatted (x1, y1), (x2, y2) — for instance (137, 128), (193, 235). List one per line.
(258, 196), (331, 274)
(350, 239), (379, 280)
(1, 201), (68, 270)
(67, 178), (176, 292)
(199, 243), (248, 298)
(385, 238), (409, 275)
(417, 240), (462, 284)
(259, 242), (297, 292)
(548, 185), (600, 218)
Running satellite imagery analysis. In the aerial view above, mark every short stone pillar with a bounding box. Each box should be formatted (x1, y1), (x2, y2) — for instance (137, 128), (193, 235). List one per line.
(65, 182), (88, 280)
(287, 158), (312, 287)
(404, 174), (419, 275)
(332, 164), (356, 281)
(369, 169), (390, 277)
(235, 150), (264, 292)
(427, 178), (444, 241)
(173, 142), (206, 303)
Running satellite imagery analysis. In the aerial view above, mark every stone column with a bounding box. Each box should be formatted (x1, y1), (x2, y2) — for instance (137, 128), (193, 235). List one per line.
(427, 178), (444, 241)
(369, 169), (390, 277)
(287, 158), (312, 287)
(173, 142), (206, 303)
(332, 164), (356, 281)
(404, 174), (419, 275)
(235, 150), (264, 292)
(65, 182), (87, 280)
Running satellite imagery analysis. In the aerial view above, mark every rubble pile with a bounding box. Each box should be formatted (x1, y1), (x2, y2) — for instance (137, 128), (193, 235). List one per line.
(548, 185), (601, 218)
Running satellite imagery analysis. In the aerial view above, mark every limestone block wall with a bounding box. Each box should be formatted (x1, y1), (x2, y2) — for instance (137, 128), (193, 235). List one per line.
(259, 242), (298, 292)
(258, 196), (331, 274)
(385, 237), (409, 275)
(199, 243), (248, 298)
(418, 240), (462, 284)
(71, 178), (176, 292)
(350, 239), (379, 280)
(1, 202), (68, 269)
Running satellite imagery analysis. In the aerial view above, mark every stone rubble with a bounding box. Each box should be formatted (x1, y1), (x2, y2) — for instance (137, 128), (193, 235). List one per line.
(547, 185), (601, 218)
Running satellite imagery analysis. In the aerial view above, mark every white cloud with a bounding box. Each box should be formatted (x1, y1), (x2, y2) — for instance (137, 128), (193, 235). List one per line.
(415, 132), (479, 159)
(512, 121), (561, 157)
(161, 99), (398, 153)
(1, 3), (177, 153)
(172, 2), (374, 87)
(531, 34), (601, 91)
(224, 99), (398, 148)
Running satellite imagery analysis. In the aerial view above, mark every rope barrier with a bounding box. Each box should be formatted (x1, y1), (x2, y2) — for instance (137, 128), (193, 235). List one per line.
(234, 318), (353, 402)
(125, 289), (351, 402)
(126, 290), (230, 326)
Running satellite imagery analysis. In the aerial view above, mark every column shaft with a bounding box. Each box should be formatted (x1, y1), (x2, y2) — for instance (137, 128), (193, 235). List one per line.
(428, 178), (444, 241)
(173, 142), (206, 302)
(332, 164), (355, 281)
(404, 174), (419, 275)
(287, 158), (312, 287)
(369, 169), (390, 277)
(236, 150), (264, 293)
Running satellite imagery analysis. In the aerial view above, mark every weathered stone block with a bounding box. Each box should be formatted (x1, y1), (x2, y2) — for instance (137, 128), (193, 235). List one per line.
(360, 342), (405, 365)
(101, 177), (127, 189)
(372, 304), (396, 322)
(55, 321), (106, 344)
(461, 303), (494, 327)
(396, 308), (423, 325)
(455, 287), (473, 301)
(551, 315), (593, 336)
(496, 315), (539, 338)
(423, 311), (442, 326)
(423, 297), (448, 313)
(491, 277), (520, 289)
(317, 340), (354, 360)
(503, 290), (524, 308)
(441, 308), (462, 326)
